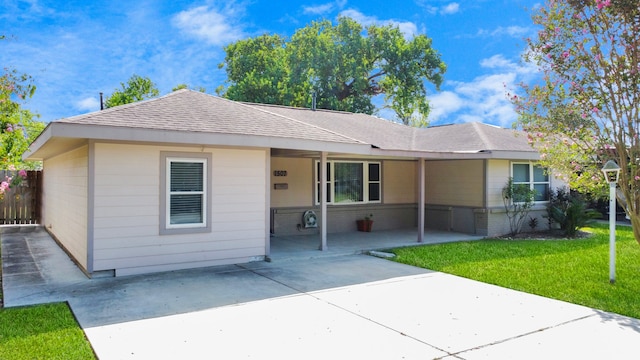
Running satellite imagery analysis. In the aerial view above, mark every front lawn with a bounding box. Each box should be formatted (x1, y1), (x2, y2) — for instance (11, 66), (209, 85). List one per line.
(0, 302), (96, 360)
(391, 223), (640, 319)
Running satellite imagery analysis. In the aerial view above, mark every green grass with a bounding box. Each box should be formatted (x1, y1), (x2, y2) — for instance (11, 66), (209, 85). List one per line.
(0, 302), (96, 360)
(391, 223), (640, 319)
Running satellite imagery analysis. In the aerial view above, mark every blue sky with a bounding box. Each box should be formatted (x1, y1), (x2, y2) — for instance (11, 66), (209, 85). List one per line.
(1, 0), (541, 127)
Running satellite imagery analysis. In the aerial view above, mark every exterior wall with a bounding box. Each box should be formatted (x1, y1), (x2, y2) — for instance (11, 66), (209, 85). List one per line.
(383, 161), (417, 204)
(272, 204), (417, 236)
(486, 159), (510, 208)
(42, 145), (89, 269)
(486, 159), (512, 236)
(92, 143), (267, 276)
(270, 157), (313, 208)
(271, 158), (417, 235)
(485, 159), (566, 237)
(425, 160), (484, 207)
(424, 160), (484, 234)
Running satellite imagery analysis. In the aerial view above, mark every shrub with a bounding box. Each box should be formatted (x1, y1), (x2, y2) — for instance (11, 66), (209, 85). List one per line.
(547, 187), (600, 237)
(502, 178), (536, 236)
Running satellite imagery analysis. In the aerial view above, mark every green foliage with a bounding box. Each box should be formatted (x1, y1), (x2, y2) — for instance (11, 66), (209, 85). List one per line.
(105, 74), (160, 108)
(218, 17), (446, 126)
(547, 187), (600, 237)
(392, 223), (640, 319)
(511, 1), (640, 243)
(1, 36), (46, 170)
(0, 303), (96, 359)
(502, 177), (536, 236)
(172, 83), (206, 92)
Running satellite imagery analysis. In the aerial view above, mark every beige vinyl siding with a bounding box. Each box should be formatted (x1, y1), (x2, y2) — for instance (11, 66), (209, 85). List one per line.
(383, 160), (416, 204)
(486, 159), (511, 208)
(425, 160), (483, 207)
(42, 145), (89, 269)
(92, 143), (267, 276)
(270, 157), (313, 208)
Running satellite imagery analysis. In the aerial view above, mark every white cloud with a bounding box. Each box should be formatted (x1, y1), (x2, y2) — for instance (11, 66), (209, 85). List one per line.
(428, 91), (464, 122)
(428, 53), (539, 127)
(303, 3), (334, 15)
(416, 1), (460, 15)
(476, 25), (530, 38)
(339, 9), (418, 38)
(172, 4), (245, 46)
(480, 54), (538, 76)
(75, 97), (100, 112)
(302, 0), (348, 15)
(440, 3), (460, 15)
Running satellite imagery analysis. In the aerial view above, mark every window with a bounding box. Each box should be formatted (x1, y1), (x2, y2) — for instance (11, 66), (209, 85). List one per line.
(316, 160), (381, 204)
(160, 152), (212, 234)
(512, 162), (549, 202)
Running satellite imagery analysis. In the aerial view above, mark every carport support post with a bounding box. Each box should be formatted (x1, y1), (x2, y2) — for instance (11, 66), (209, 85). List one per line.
(418, 158), (425, 243)
(320, 152), (328, 251)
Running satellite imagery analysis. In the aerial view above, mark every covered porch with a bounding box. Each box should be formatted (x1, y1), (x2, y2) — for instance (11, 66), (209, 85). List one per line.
(268, 228), (484, 262)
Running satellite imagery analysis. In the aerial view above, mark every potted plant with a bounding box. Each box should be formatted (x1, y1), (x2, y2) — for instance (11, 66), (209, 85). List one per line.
(356, 213), (374, 232)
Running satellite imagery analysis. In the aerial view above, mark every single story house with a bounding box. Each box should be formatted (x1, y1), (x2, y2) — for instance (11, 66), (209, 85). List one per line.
(25, 89), (561, 277)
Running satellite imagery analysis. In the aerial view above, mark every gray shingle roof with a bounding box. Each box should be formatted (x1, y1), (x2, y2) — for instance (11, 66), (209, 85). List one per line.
(247, 102), (532, 154)
(46, 89), (534, 156)
(414, 122), (533, 153)
(57, 90), (365, 145)
(247, 103), (414, 151)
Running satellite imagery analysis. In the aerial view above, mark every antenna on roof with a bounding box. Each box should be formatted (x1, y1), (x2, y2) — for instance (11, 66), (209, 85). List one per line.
(311, 91), (317, 111)
(99, 92), (104, 110)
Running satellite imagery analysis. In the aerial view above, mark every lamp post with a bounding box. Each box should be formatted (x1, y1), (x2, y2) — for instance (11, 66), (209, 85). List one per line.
(601, 160), (621, 284)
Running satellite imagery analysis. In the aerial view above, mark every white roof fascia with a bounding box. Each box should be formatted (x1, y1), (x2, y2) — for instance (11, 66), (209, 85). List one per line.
(26, 122), (373, 159)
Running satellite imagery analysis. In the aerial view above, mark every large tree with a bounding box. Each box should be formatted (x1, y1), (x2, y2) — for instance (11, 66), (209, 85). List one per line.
(1, 36), (46, 170)
(105, 74), (159, 108)
(512, 0), (640, 243)
(217, 17), (446, 126)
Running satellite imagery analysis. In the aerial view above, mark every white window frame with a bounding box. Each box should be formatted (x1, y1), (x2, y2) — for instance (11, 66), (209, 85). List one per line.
(315, 160), (382, 205)
(511, 162), (550, 203)
(160, 152), (212, 235)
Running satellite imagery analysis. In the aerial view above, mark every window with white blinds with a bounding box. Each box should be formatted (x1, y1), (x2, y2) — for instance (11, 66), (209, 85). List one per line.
(315, 160), (381, 205)
(166, 157), (207, 228)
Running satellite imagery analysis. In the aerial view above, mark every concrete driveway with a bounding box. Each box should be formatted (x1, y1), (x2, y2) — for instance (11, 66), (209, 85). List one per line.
(3, 226), (640, 359)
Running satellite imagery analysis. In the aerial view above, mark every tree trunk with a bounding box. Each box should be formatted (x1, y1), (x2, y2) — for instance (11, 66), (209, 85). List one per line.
(630, 213), (640, 246)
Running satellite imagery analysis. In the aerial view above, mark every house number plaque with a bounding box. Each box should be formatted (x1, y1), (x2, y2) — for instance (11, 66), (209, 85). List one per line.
(273, 170), (287, 177)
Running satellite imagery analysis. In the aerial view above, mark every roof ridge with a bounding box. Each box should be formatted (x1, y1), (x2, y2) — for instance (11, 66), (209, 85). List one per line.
(58, 90), (187, 123)
(241, 102), (369, 145)
(241, 101), (354, 115)
(472, 122), (495, 149)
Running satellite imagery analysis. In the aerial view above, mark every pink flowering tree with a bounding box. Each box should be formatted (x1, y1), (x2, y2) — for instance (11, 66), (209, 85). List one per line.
(1, 35), (46, 170)
(1, 35), (46, 201)
(512, 0), (640, 244)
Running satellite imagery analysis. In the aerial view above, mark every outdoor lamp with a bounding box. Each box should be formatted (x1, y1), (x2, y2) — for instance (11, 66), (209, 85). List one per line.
(601, 160), (620, 284)
(601, 160), (621, 183)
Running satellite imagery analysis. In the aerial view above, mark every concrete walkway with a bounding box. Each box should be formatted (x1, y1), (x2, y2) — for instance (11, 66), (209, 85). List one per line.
(2, 226), (640, 359)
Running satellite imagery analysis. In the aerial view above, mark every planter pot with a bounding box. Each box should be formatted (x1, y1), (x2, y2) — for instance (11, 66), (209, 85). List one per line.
(356, 220), (374, 232)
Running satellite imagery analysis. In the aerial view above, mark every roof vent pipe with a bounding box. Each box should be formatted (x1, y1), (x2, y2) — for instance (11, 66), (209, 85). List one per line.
(99, 92), (104, 110)
(311, 91), (317, 111)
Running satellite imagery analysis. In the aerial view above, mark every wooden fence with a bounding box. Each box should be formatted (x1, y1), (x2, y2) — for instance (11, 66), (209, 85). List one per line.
(0, 170), (42, 225)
